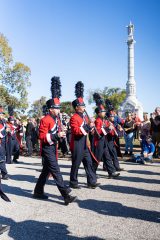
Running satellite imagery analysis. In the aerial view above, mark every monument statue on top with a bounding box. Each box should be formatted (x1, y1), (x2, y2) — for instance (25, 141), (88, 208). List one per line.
(119, 21), (143, 119)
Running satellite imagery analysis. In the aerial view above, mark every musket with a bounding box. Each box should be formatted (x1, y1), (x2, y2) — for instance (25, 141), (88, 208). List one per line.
(84, 110), (101, 139)
(57, 113), (69, 153)
(104, 116), (119, 137)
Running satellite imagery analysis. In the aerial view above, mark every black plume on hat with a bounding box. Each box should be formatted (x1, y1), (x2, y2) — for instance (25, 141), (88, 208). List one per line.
(42, 105), (48, 115)
(8, 105), (14, 116)
(93, 93), (104, 106)
(51, 76), (62, 98)
(105, 99), (114, 111)
(75, 81), (84, 98)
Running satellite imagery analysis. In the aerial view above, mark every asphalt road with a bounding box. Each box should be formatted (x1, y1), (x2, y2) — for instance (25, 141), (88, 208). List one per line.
(0, 156), (160, 240)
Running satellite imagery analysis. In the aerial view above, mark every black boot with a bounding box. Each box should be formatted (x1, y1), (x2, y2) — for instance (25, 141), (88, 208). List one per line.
(33, 192), (48, 200)
(64, 195), (77, 205)
(108, 172), (120, 178)
(0, 225), (10, 235)
(2, 174), (9, 180)
(13, 159), (19, 164)
(123, 151), (128, 156)
(69, 183), (81, 189)
(87, 183), (101, 189)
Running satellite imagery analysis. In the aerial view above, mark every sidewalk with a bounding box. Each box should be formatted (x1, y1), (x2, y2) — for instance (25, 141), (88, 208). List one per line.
(0, 156), (160, 240)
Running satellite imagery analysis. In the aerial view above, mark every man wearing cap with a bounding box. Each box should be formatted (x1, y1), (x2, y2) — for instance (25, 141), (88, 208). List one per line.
(70, 84), (99, 189)
(0, 108), (9, 179)
(33, 77), (76, 205)
(94, 106), (120, 178)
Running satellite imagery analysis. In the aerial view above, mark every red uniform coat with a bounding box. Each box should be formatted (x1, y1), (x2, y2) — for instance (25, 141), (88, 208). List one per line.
(70, 113), (88, 152)
(7, 123), (16, 135)
(0, 123), (5, 139)
(39, 114), (59, 145)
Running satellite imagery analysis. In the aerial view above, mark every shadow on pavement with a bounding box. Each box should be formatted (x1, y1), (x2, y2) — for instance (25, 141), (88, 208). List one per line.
(2, 183), (69, 205)
(9, 174), (66, 187)
(9, 174), (38, 183)
(100, 184), (160, 198)
(0, 216), (104, 240)
(128, 170), (160, 176)
(16, 166), (42, 172)
(77, 199), (160, 223)
(121, 162), (160, 167)
(2, 184), (33, 198)
(115, 176), (160, 185)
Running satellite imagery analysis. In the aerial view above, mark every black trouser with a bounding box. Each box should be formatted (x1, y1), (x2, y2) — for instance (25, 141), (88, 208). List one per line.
(26, 136), (33, 156)
(59, 138), (68, 155)
(108, 140), (120, 170)
(102, 145), (117, 175)
(93, 150), (116, 175)
(34, 145), (70, 198)
(6, 138), (20, 164)
(0, 142), (7, 176)
(0, 160), (8, 176)
(70, 148), (97, 186)
(115, 137), (122, 157)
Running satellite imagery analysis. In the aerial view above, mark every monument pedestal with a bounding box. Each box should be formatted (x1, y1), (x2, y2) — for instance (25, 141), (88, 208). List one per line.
(120, 96), (143, 120)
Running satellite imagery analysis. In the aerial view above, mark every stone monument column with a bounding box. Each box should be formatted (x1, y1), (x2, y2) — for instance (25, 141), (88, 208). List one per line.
(127, 22), (136, 97)
(119, 22), (143, 120)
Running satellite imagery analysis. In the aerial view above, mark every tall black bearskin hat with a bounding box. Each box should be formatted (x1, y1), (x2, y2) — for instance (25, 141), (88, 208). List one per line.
(46, 76), (62, 109)
(93, 93), (106, 114)
(72, 81), (86, 109)
(105, 99), (114, 112)
(0, 105), (5, 114)
(42, 105), (48, 116)
(105, 98), (115, 118)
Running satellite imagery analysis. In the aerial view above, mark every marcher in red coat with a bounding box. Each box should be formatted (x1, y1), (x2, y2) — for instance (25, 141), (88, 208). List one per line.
(70, 82), (99, 189)
(33, 76), (76, 205)
(94, 107), (120, 178)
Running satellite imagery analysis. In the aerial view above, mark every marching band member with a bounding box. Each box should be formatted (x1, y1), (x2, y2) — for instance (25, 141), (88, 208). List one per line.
(93, 93), (120, 178)
(6, 116), (20, 164)
(33, 77), (76, 205)
(70, 82), (99, 189)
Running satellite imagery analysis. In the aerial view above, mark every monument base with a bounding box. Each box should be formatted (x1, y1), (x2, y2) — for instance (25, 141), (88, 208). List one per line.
(119, 96), (143, 120)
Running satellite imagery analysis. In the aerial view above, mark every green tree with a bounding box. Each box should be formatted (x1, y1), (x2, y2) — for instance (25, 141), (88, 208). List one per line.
(0, 33), (31, 113)
(61, 101), (73, 115)
(28, 96), (47, 119)
(87, 87), (126, 111)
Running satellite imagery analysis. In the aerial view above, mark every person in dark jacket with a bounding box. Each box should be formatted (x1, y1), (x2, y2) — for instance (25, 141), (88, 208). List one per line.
(25, 118), (34, 156)
(6, 116), (20, 164)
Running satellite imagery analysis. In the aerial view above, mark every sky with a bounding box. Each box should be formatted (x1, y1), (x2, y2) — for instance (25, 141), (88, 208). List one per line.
(0, 0), (160, 115)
